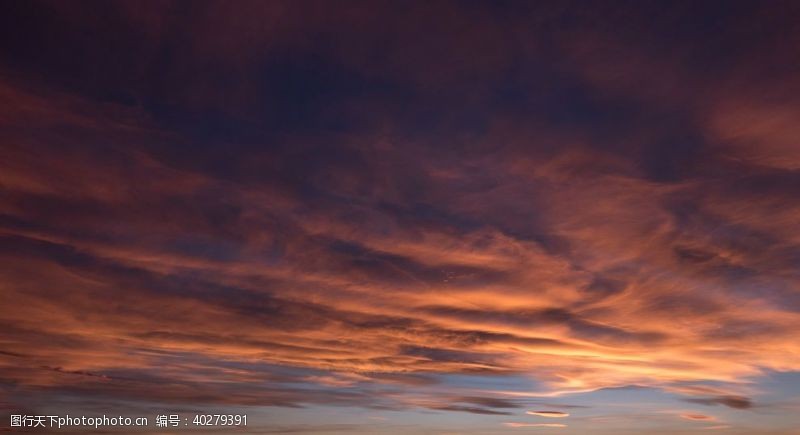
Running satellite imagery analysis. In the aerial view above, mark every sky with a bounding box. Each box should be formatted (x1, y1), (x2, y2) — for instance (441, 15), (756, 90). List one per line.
(1, 1), (800, 434)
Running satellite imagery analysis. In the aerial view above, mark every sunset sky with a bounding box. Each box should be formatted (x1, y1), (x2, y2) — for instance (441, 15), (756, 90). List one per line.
(1, 1), (800, 434)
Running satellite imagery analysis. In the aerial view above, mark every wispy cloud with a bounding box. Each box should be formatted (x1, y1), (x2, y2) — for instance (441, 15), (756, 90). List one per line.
(504, 423), (567, 428)
(680, 414), (716, 421)
(526, 411), (570, 418)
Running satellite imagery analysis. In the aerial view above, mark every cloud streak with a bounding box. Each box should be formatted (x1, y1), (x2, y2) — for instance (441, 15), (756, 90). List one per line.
(527, 411), (570, 418)
(505, 422), (568, 428)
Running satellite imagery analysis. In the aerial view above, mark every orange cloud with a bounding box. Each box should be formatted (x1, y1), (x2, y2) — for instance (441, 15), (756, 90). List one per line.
(505, 423), (567, 428)
(3, 75), (800, 414)
(526, 411), (570, 418)
(680, 414), (715, 421)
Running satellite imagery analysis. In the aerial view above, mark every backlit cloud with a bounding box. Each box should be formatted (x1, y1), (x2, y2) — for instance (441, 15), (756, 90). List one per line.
(526, 411), (570, 418)
(505, 423), (568, 428)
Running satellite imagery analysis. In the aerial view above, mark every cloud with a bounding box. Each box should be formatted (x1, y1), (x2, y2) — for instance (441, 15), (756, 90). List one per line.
(685, 395), (753, 410)
(2, 70), (799, 415)
(454, 396), (520, 409)
(680, 414), (715, 421)
(1, 3), (800, 433)
(526, 411), (570, 418)
(504, 422), (567, 428)
(430, 405), (513, 416)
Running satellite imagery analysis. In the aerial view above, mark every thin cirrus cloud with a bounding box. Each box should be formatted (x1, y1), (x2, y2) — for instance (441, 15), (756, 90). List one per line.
(505, 422), (568, 428)
(526, 411), (570, 418)
(1, 1), (800, 434)
(680, 414), (716, 421)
